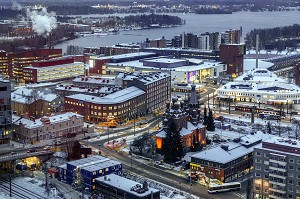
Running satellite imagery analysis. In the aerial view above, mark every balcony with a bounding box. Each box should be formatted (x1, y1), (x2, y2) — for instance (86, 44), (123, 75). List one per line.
(269, 173), (287, 180)
(269, 159), (287, 166)
(269, 166), (287, 172)
(269, 180), (286, 187)
(269, 188), (286, 194)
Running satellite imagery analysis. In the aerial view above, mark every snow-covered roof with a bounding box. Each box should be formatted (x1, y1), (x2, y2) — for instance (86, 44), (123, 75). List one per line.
(174, 61), (225, 72)
(156, 129), (166, 138)
(180, 127), (191, 136)
(143, 57), (186, 64)
(24, 62), (83, 70)
(11, 87), (60, 104)
(73, 76), (115, 85)
(12, 112), (83, 129)
(55, 85), (120, 95)
(66, 155), (108, 167)
(259, 136), (300, 157)
(235, 68), (285, 83)
(192, 133), (266, 164)
(219, 68), (300, 95)
(81, 159), (121, 172)
(96, 52), (155, 60)
(95, 174), (160, 196)
(243, 59), (274, 72)
(66, 86), (145, 104)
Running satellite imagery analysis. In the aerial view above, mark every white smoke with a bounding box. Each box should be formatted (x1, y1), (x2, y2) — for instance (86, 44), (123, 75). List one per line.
(11, 1), (22, 10)
(27, 7), (57, 36)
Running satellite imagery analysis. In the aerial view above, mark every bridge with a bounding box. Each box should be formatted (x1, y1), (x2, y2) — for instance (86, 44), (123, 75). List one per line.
(0, 150), (54, 163)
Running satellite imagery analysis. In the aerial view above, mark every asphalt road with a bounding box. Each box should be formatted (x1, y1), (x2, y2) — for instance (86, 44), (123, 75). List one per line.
(84, 115), (248, 199)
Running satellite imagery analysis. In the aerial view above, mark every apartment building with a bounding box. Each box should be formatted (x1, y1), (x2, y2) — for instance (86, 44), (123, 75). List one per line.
(253, 136), (300, 199)
(0, 79), (11, 144)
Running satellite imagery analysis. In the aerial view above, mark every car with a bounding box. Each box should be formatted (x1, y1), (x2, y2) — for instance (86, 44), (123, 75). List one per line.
(44, 146), (52, 150)
(27, 148), (37, 153)
(83, 136), (91, 140)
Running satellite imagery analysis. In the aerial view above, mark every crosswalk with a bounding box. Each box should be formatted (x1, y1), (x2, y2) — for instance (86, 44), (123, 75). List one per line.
(230, 191), (247, 199)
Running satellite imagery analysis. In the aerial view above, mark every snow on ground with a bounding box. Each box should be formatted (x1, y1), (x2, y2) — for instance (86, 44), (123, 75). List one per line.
(0, 176), (63, 199)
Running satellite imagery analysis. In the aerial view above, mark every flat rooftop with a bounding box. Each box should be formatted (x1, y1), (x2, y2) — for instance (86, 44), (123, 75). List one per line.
(95, 174), (160, 197)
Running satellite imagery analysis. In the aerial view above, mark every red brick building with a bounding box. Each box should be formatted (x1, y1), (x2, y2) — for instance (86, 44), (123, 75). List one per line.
(191, 135), (261, 182)
(7, 49), (62, 82)
(155, 85), (206, 156)
(65, 86), (146, 123)
(23, 57), (84, 83)
(219, 44), (245, 76)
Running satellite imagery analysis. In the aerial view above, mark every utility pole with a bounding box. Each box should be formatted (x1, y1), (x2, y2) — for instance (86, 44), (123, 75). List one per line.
(45, 164), (49, 196)
(208, 93), (210, 108)
(133, 114), (136, 136)
(228, 97), (231, 114)
(9, 174), (12, 197)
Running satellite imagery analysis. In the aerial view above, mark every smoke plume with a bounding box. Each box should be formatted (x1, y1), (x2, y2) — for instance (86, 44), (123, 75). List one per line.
(27, 8), (57, 36)
(11, 1), (22, 10)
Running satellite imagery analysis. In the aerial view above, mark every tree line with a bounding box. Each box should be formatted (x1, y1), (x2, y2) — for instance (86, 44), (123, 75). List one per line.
(245, 24), (300, 50)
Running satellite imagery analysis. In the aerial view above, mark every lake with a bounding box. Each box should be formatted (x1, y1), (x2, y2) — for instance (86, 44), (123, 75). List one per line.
(55, 11), (300, 53)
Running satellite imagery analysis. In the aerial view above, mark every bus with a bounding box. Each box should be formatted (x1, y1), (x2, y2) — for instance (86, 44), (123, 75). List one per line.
(258, 111), (282, 120)
(208, 182), (241, 193)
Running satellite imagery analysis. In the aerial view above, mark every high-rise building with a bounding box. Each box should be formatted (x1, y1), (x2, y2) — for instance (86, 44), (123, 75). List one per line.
(198, 33), (210, 51)
(219, 43), (245, 75)
(185, 33), (198, 49)
(198, 32), (221, 51)
(221, 29), (241, 44)
(253, 136), (300, 199)
(209, 32), (221, 50)
(0, 51), (8, 76)
(0, 79), (11, 145)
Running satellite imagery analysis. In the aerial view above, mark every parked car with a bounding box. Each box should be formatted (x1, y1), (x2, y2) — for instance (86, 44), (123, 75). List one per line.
(44, 146), (52, 150)
(27, 148), (37, 153)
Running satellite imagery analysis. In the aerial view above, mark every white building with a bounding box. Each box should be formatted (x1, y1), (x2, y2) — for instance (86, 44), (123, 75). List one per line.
(218, 68), (300, 105)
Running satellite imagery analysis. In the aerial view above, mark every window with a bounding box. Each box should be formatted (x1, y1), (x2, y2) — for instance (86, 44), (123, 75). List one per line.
(255, 173), (261, 177)
(255, 159), (261, 163)
(290, 159), (294, 163)
(290, 166), (294, 170)
(264, 161), (269, 165)
(256, 152), (261, 156)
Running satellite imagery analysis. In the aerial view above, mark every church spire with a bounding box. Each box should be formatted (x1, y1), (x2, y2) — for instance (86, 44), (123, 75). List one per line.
(189, 84), (198, 105)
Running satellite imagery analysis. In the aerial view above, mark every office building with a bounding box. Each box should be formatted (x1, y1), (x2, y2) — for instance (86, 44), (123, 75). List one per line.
(65, 86), (146, 123)
(8, 49), (62, 82)
(23, 57), (84, 83)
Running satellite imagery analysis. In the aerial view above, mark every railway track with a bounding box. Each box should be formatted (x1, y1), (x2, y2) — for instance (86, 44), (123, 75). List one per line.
(0, 177), (45, 199)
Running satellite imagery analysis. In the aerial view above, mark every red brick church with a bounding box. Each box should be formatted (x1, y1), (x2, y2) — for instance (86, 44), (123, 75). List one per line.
(155, 84), (206, 155)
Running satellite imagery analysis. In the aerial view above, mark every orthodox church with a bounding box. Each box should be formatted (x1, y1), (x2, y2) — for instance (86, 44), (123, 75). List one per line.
(155, 84), (206, 155)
